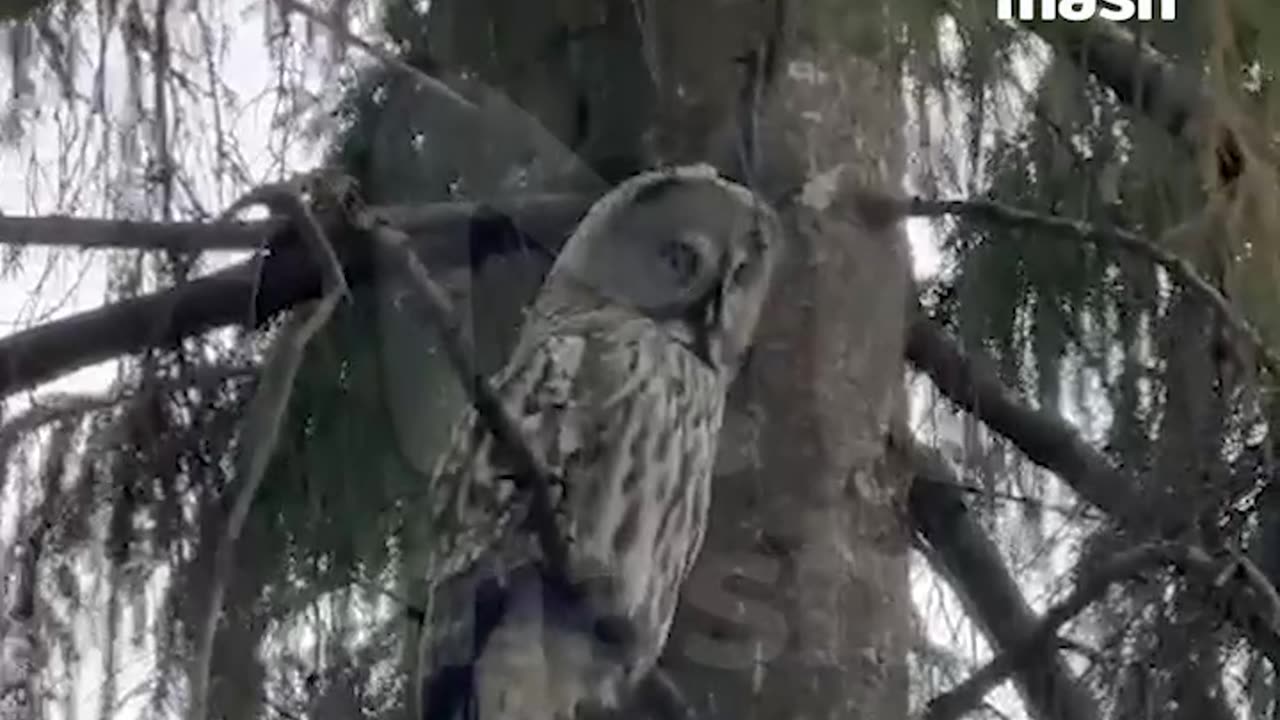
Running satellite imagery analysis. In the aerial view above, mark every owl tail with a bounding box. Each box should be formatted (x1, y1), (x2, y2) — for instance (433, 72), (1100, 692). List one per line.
(419, 565), (614, 720)
(419, 569), (510, 720)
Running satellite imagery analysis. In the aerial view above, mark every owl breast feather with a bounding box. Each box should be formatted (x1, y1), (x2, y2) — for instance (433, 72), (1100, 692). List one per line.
(423, 311), (725, 660)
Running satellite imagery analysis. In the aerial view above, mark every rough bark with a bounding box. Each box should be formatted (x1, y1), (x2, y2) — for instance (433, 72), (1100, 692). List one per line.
(652, 6), (914, 719)
(667, 184), (911, 720)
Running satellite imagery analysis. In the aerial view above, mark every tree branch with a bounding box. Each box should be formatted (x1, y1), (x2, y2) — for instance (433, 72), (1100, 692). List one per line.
(922, 539), (1178, 720)
(1027, 17), (1279, 190)
(22, 193), (1263, 383)
(906, 310), (1146, 526)
(0, 195), (587, 252)
(0, 195), (590, 397)
(1026, 17), (1205, 147)
(901, 432), (1098, 720)
(4, 181), (1273, 718)
(889, 195), (1280, 378)
(0, 214), (277, 251)
(7, 188), (1254, 399)
(922, 535), (1280, 720)
(906, 310), (1280, 668)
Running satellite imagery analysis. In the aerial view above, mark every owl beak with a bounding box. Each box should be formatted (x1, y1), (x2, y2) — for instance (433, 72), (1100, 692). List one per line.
(682, 282), (724, 370)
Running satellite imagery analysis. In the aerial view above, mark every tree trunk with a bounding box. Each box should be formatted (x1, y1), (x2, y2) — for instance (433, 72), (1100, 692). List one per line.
(661, 14), (914, 718)
(423, 2), (913, 717)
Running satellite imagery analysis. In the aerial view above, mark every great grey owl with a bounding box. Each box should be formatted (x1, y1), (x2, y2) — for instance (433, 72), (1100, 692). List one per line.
(418, 165), (783, 720)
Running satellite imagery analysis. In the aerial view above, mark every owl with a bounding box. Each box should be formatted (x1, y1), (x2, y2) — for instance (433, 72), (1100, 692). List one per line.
(417, 165), (782, 720)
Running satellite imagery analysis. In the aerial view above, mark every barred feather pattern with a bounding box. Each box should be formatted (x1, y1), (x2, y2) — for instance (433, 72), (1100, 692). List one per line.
(420, 305), (724, 719)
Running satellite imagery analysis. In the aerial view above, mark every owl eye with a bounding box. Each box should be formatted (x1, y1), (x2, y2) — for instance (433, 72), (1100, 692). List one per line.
(658, 235), (705, 285)
(729, 261), (754, 286)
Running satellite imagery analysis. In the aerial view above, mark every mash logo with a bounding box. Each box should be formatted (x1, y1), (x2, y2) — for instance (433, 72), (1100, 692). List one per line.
(998, 0), (1175, 20)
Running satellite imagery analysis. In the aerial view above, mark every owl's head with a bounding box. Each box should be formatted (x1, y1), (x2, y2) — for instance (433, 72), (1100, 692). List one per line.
(547, 165), (783, 379)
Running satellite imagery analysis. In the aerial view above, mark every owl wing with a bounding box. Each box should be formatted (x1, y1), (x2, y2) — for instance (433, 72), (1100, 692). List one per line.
(421, 324), (593, 584)
(422, 310), (718, 586)
(415, 324), (590, 720)
(419, 312), (722, 719)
